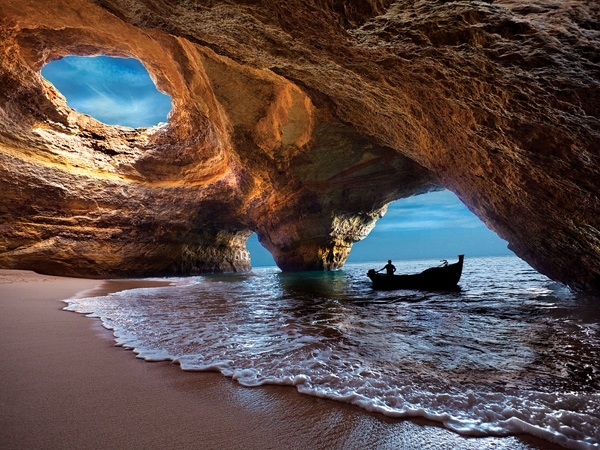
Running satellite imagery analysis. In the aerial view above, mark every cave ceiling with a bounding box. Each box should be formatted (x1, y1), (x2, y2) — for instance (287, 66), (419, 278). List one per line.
(0, 0), (599, 294)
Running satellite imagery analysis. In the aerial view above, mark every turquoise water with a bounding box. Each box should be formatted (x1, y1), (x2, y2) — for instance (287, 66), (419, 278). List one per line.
(65, 256), (599, 449)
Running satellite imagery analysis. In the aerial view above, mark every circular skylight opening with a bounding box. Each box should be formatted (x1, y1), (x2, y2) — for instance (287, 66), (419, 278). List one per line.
(41, 55), (172, 128)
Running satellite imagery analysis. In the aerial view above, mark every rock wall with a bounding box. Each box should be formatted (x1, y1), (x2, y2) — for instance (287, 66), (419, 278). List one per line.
(0, 0), (599, 293)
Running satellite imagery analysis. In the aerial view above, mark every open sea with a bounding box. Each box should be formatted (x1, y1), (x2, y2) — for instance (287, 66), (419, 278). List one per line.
(64, 255), (599, 449)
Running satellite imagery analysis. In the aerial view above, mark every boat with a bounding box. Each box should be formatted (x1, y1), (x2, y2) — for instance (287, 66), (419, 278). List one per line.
(367, 255), (464, 291)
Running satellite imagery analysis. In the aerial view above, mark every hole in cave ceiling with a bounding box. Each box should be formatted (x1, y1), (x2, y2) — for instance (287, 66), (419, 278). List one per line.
(41, 55), (172, 128)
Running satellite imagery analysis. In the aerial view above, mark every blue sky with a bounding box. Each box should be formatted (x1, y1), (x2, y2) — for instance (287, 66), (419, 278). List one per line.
(42, 56), (171, 128)
(345, 190), (512, 263)
(42, 55), (512, 267)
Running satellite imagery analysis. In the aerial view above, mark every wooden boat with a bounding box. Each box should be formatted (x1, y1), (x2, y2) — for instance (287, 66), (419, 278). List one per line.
(367, 255), (464, 291)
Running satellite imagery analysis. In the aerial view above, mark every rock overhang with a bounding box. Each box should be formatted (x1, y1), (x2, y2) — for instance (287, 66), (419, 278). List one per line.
(0, 0), (599, 294)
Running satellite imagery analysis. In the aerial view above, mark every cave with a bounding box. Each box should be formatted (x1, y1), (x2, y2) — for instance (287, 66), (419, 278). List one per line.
(0, 0), (598, 294)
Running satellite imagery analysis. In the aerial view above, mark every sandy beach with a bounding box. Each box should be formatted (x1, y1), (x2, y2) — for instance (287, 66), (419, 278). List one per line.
(0, 269), (564, 450)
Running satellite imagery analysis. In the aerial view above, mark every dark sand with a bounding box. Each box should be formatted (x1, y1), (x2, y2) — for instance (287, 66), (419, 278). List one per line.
(0, 270), (564, 450)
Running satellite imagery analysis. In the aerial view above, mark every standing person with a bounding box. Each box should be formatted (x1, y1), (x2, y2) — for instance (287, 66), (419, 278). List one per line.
(379, 260), (396, 276)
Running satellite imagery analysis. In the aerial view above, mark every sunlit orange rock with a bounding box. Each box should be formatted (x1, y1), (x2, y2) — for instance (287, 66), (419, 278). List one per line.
(0, 0), (598, 294)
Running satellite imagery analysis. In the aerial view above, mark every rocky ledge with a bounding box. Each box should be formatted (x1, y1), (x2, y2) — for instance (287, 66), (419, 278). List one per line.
(0, 0), (598, 294)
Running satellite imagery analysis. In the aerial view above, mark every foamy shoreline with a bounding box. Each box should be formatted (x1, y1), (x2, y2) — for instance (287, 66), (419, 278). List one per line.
(0, 269), (565, 450)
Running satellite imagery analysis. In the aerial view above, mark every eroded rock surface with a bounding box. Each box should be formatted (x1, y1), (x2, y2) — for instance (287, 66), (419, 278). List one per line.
(0, 1), (598, 293)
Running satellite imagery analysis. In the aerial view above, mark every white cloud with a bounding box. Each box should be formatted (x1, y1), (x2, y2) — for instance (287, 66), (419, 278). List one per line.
(42, 55), (171, 128)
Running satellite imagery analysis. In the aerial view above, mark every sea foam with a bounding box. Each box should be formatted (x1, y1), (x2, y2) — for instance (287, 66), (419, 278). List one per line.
(64, 257), (600, 450)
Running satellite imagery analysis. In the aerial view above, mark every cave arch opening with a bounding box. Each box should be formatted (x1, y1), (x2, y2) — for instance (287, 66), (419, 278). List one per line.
(347, 190), (513, 264)
(246, 232), (277, 267)
(41, 55), (172, 128)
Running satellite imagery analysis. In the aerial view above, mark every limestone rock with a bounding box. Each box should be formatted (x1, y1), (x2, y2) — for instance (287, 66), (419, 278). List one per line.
(0, 0), (599, 294)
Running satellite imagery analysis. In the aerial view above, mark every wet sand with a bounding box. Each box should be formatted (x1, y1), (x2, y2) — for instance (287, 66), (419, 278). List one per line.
(0, 269), (564, 450)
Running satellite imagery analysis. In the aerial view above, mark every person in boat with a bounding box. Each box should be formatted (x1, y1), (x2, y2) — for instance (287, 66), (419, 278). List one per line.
(379, 260), (396, 276)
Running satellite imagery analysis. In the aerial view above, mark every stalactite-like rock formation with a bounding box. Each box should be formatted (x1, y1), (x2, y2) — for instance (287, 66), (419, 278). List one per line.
(0, 1), (598, 293)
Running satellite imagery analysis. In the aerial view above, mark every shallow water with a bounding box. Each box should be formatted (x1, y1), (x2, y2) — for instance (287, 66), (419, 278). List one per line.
(65, 256), (600, 449)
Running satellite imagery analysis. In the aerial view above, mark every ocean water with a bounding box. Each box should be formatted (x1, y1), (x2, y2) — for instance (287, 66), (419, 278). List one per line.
(65, 255), (599, 449)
